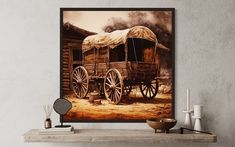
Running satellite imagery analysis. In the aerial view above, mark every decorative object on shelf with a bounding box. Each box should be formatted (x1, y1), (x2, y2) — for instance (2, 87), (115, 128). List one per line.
(60, 8), (175, 122)
(183, 88), (193, 129)
(53, 98), (72, 128)
(39, 126), (74, 135)
(146, 118), (177, 133)
(43, 105), (52, 129)
(192, 105), (203, 132)
(44, 118), (52, 129)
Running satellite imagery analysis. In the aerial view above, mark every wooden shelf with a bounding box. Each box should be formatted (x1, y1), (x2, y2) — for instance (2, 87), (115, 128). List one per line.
(23, 129), (217, 143)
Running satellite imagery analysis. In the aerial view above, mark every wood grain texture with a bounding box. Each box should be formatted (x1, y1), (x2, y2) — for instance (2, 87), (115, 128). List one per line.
(23, 129), (217, 143)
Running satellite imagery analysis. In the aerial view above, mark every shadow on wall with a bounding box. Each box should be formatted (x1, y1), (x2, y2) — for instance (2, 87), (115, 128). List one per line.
(198, 91), (215, 132)
(199, 90), (235, 146)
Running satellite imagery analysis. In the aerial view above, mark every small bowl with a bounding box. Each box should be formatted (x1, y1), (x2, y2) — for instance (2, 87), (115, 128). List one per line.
(161, 118), (177, 132)
(146, 119), (165, 132)
(146, 118), (177, 133)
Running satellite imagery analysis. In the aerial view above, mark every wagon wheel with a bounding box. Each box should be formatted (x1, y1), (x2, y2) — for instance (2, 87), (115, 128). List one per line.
(104, 69), (123, 104)
(139, 79), (158, 99)
(72, 66), (89, 99)
(123, 85), (132, 96)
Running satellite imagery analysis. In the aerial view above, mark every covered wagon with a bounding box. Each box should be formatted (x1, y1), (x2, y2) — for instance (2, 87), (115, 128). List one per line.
(72, 26), (160, 104)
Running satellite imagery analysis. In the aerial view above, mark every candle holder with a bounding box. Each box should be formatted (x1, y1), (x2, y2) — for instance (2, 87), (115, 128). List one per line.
(183, 109), (193, 129)
(192, 105), (203, 132)
(183, 88), (193, 129)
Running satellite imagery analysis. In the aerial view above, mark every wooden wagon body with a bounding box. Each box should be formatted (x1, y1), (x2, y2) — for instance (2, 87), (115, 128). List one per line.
(72, 26), (160, 104)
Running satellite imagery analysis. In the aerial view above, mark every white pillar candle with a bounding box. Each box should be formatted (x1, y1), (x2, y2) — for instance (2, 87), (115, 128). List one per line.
(187, 88), (190, 111)
(194, 105), (203, 118)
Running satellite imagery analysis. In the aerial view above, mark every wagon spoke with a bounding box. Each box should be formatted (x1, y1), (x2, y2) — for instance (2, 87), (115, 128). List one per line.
(81, 86), (85, 94)
(106, 77), (112, 85)
(115, 79), (120, 85)
(73, 75), (79, 81)
(110, 91), (114, 101)
(73, 85), (78, 91)
(112, 91), (116, 102)
(82, 81), (88, 85)
(113, 73), (118, 85)
(108, 72), (112, 79)
(81, 84), (88, 90)
(105, 84), (111, 91)
(116, 89), (121, 96)
(110, 73), (115, 84)
(116, 87), (122, 90)
(108, 72), (113, 83)
(105, 85), (110, 91)
(74, 70), (78, 78)
(81, 75), (86, 81)
(143, 85), (147, 91)
(80, 87), (84, 94)
(149, 87), (152, 97)
(115, 82), (121, 87)
(75, 72), (80, 81)
(146, 87), (149, 96)
(113, 76), (117, 85)
(73, 74), (79, 80)
(114, 72), (119, 84)
(108, 90), (112, 98)
(114, 91), (119, 102)
(77, 68), (81, 75)
(105, 82), (112, 87)
(111, 71), (114, 79)
(78, 89), (81, 97)
(113, 91), (117, 102)
(82, 84), (87, 92)
(80, 70), (85, 79)
(117, 89), (122, 97)
(150, 84), (157, 90)
(150, 86), (154, 96)
(75, 70), (80, 80)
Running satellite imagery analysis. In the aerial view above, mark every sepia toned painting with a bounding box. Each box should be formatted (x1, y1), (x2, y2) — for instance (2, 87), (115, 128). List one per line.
(60, 8), (175, 122)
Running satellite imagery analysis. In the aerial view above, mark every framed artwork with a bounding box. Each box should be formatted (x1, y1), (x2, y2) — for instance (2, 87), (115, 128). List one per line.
(60, 8), (175, 122)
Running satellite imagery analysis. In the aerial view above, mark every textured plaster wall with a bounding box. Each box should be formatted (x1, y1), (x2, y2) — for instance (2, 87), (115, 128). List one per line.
(0, 0), (235, 147)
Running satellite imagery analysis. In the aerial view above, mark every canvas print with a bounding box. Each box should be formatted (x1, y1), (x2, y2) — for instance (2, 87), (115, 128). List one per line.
(61, 8), (175, 122)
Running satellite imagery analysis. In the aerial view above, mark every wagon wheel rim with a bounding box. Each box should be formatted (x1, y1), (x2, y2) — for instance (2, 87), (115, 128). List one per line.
(139, 79), (158, 99)
(104, 69), (123, 104)
(72, 66), (89, 98)
(123, 85), (132, 96)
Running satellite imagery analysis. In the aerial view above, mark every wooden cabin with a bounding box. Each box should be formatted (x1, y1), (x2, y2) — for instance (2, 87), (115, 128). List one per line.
(62, 22), (96, 94)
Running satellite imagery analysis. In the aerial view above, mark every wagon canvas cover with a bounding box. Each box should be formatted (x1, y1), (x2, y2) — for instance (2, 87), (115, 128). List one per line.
(82, 26), (157, 52)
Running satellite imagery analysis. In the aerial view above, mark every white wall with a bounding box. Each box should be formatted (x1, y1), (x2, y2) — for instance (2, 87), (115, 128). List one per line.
(0, 0), (235, 147)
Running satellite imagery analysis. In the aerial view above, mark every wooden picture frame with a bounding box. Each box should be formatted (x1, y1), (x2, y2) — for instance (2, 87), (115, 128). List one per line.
(60, 8), (175, 122)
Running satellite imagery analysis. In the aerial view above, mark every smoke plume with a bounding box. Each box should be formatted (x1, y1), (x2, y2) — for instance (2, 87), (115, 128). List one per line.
(103, 11), (172, 49)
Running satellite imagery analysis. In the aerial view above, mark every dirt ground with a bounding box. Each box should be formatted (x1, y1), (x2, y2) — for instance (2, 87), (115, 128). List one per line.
(64, 88), (173, 121)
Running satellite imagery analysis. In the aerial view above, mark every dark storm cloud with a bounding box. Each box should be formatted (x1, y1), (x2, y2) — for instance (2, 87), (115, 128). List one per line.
(102, 11), (172, 48)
